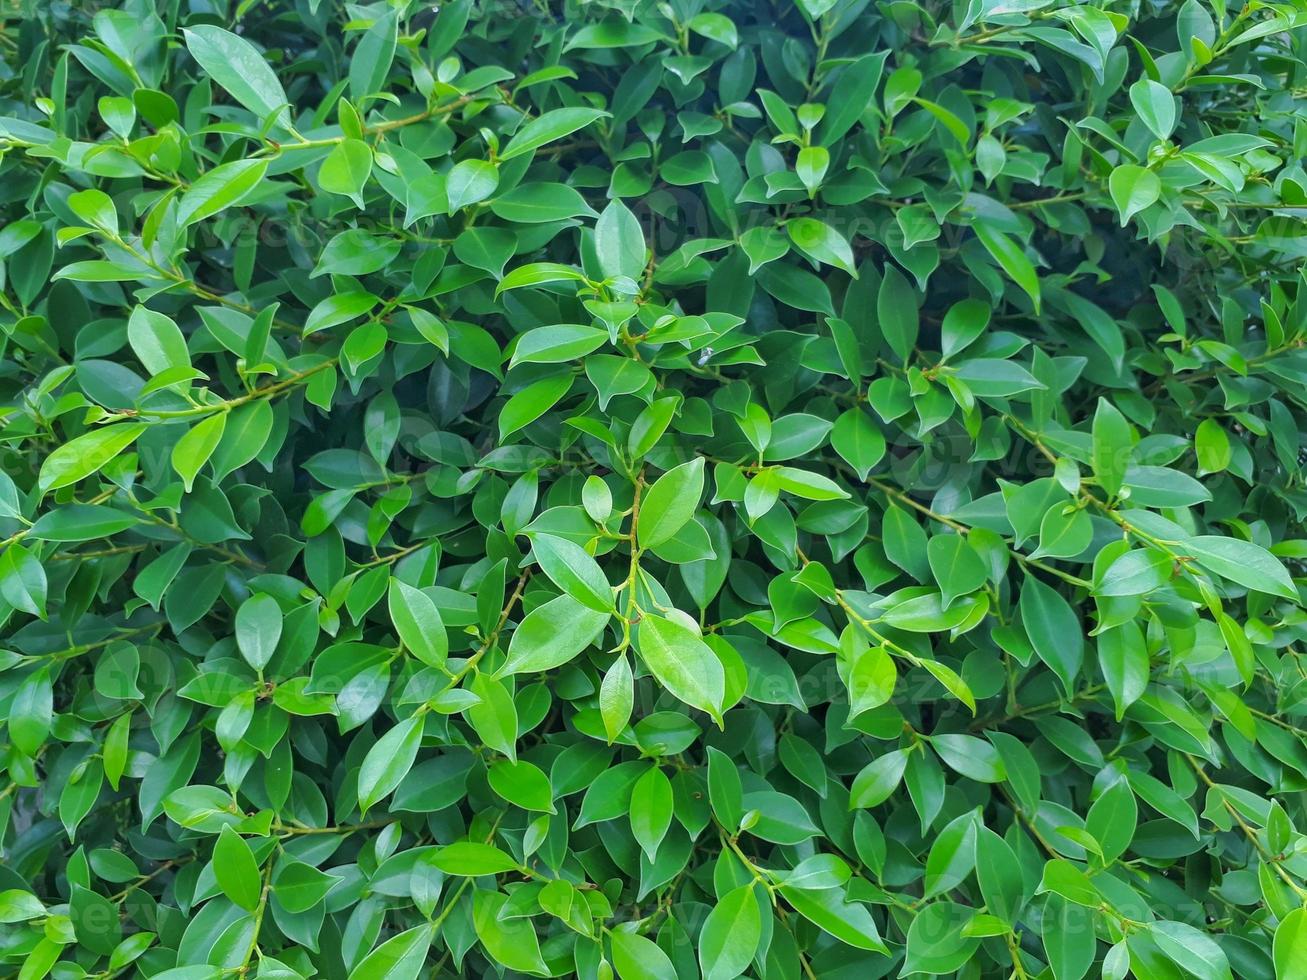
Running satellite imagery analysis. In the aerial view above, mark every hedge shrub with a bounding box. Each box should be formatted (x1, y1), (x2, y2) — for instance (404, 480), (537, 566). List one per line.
(3, 0), (1307, 978)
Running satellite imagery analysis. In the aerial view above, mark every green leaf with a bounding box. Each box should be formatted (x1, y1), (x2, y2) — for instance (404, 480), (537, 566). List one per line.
(1038, 859), (1101, 907)
(940, 299), (991, 359)
(877, 264), (918, 363)
(1194, 418), (1231, 475)
(788, 218), (856, 276)
(638, 458), (705, 549)
(446, 159), (499, 212)
(850, 750), (908, 808)
(272, 860), (339, 913)
(0, 890), (46, 923)
(927, 534), (989, 608)
(1032, 504), (1092, 560)
(796, 145), (830, 195)
(500, 593), (610, 675)
(67, 188), (117, 234)
(491, 182), (598, 223)
(466, 672), (519, 761)
(499, 374), (573, 440)
(509, 324), (607, 368)
(975, 828), (1023, 924)
(473, 890), (547, 974)
(1092, 398), (1132, 497)
(1183, 535), (1297, 599)
(182, 26), (292, 128)
(1098, 621), (1149, 719)
(1096, 549), (1170, 597)
(487, 758), (555, 812)
(1149, 921), (1233, 980)
(346, 924), (432, 980)
(69, 880), (119, 955)
(931, 734), (1006, 783)
(831, 408), (886, 481)
(357, 715), (423, 813)
(0, 545), (47, 619)
(39, 424), (147, 493)
(388, 580), (448, 669)
(629, 765), (673, 859)
(974, 223), (1041, 313)
(528, 533), (614, 612)
(687, 13), (739, 49)
(500, 107), (610, 161)
(1042, 894), (1096, 980)
(1109, 164), (1161, 225)
(923, 810), (978, 899)
(236, 593), (282, 672)
(777, 884), (889, 953)
(1086, 777), (1136, 864)
(595, 199), (646, 281)
(707, 746), (743, 830)
(128, 307), (190, 375)
(213, 826), (261, 911)
(571, 636), (617, 732)
(177, 159), (268, 226)
(1020, 575), (1083, 695)
(496, 262), (588, 294)
(818, 51), (888, 144)
(635, 613), (725, 722)
(319, 140), (373, 205)
(699, 884), (761, 980)
(349, 11), (398, 102)
(1274, 908), (1307, 980)
(1129, 78), (1176, 140)
(843, 642), (896, 719)
(609, 930), (677, 980)
(171, 412), (226, 493)
(430, 842), (519, 875)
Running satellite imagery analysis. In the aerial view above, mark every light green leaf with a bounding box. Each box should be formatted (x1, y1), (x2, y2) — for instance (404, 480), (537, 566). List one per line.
(430, 842), (521, 875)
(357, 715), (423, 813)
(636, 613), (725, 722)
(346, 924), (432, 980)
(629, 765), (673, 859)
(171, 412), (226, 493)
(183, 26), (292, 128)
(318, 140), (373, 205)
(235, 592), (282, 671)
(638, 457), (705, 549)
(1274, 908), (1307, 980)
(40, 424), (147, 493)
(388, 580), (448, 669)
(213, 826), (261, 911)
(699, 884), (761, 980)
(1129, 78), (1176, 140)
(528, 534), (614, 612)
(446, 159), (499, 212)
(128, 307), (190, 375)
(500, 593), (610, 675)
(595, 199), (646, 281)
(1183, 535), (1297, 599)
(609, 930), (676, 980)
(1109, 164), (1161, 225)
(500, 107), (610, 161)
(177, 159), (268, 226)
(974, 223), (1041, 313)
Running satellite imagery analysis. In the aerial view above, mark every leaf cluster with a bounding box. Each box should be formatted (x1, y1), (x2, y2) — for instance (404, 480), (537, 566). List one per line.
(2, 1), (1307, 979)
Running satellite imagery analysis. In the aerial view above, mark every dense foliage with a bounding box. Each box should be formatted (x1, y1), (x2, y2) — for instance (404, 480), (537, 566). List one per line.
(2, 0), (1307, 977)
